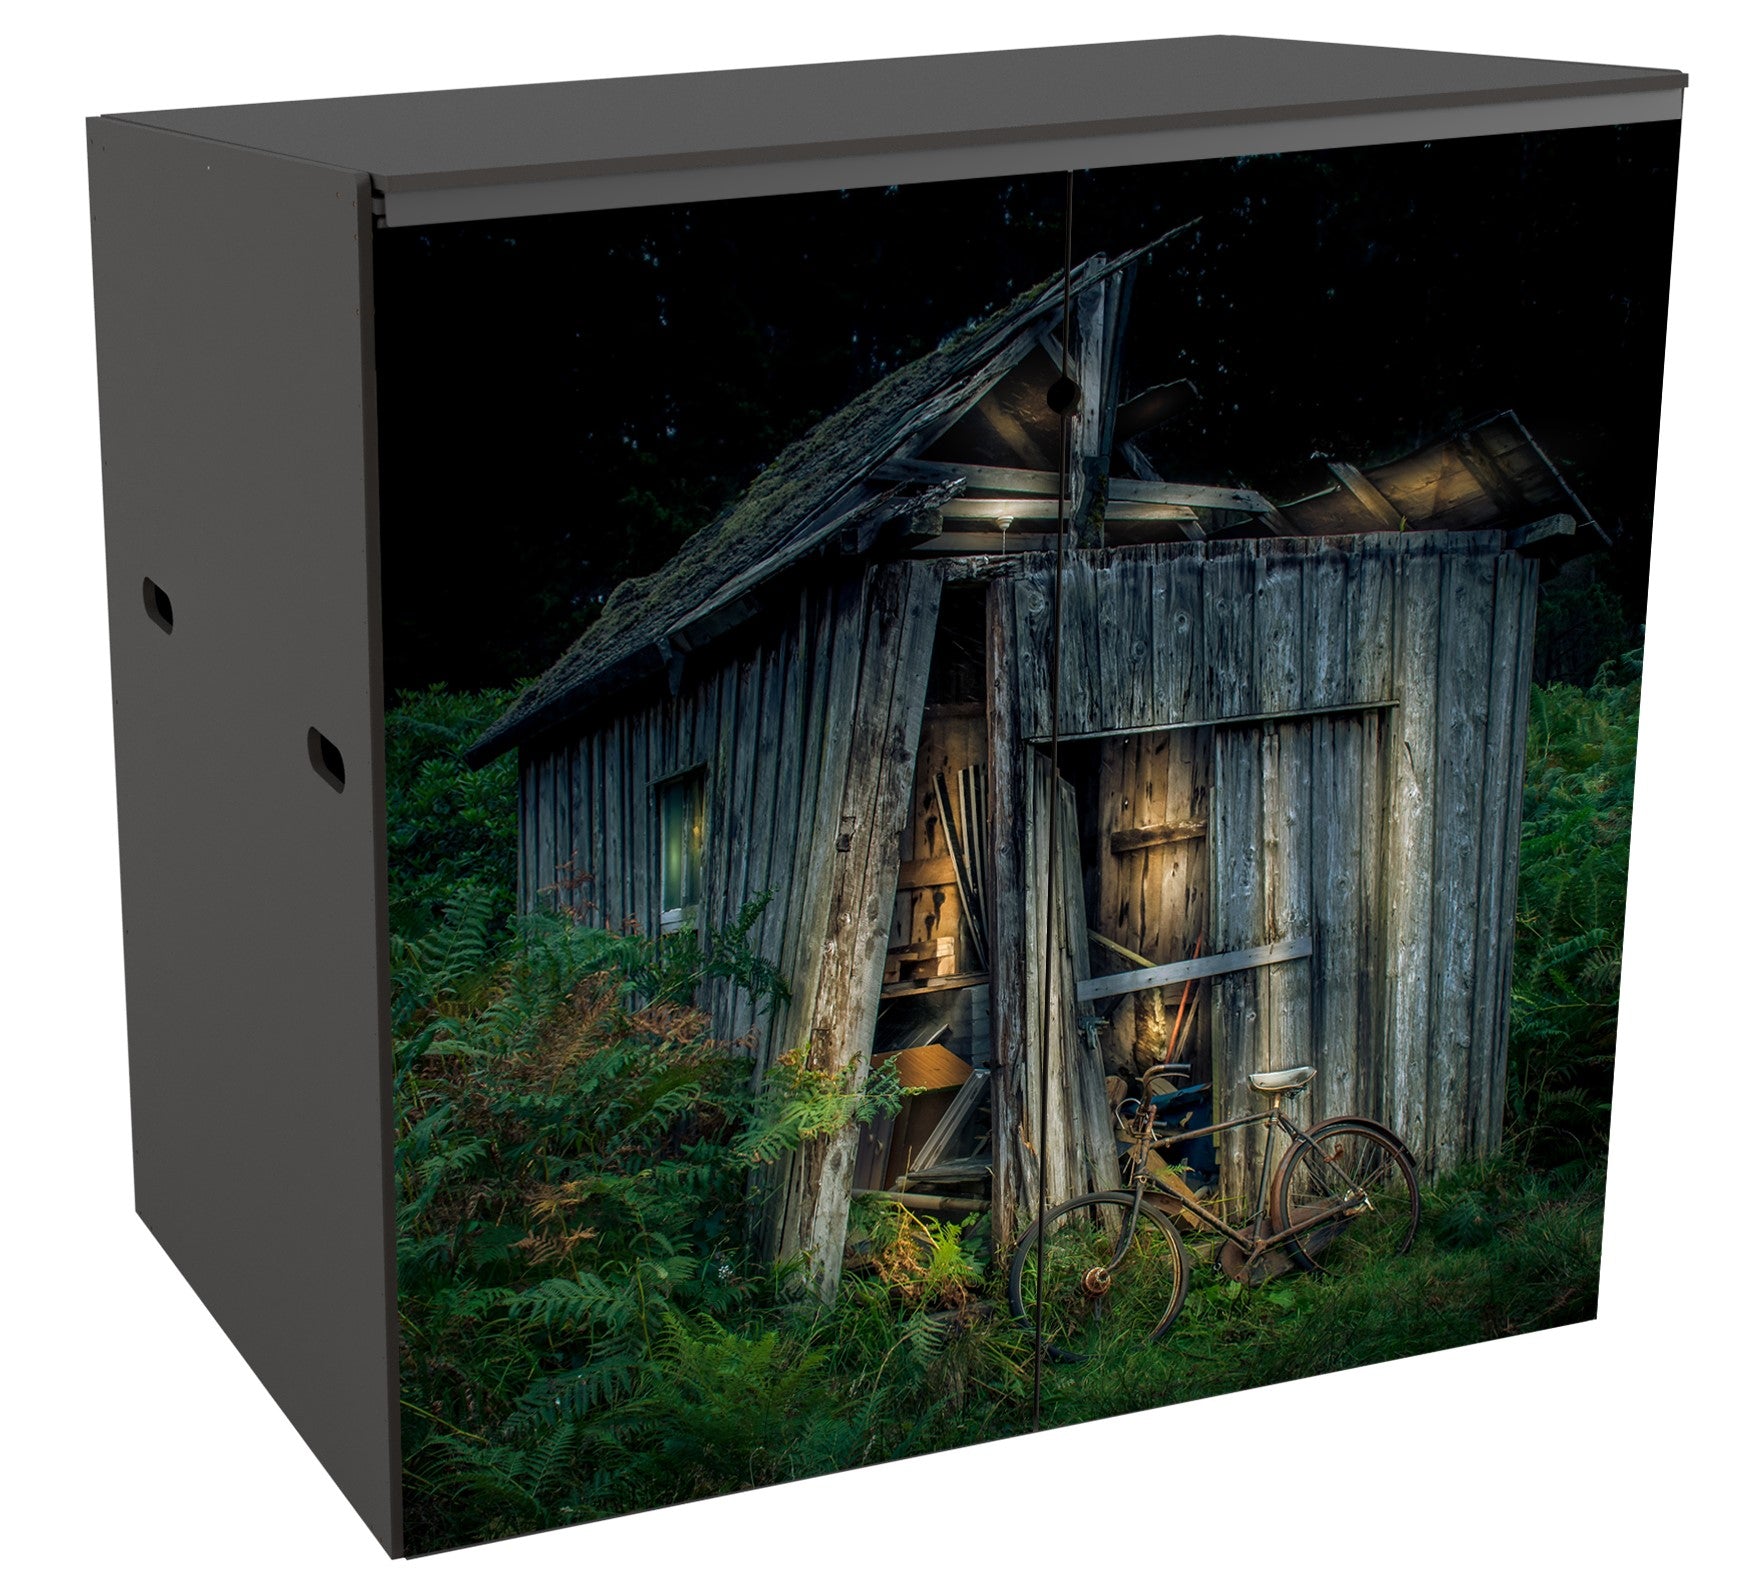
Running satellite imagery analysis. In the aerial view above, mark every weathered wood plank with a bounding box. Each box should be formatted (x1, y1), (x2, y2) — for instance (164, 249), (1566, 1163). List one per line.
(629, 715), (653, 935)
(880, 971), (989, 999)
(908, 528), (1059, 554)
(765, 561), (943, 1297)
(1427, 551), (1496, 1172)
(1357, 709), (1386, 1121)
(515, 748), (532, 913)
(1309, 716), (1356, 1123)
(985, 570), (1036, 1247)
(1060, 772), (1117, 1195)
(585, 730), (606, 928)
(1344, 537), (1397, 704)
(1077, 935), (1312, 1001)
(1210, 724), (1265, 1214)
(1203, 549), (1256, 720)
(1303, 552), (1350, 1123)
(1022, 752), (1070, 1207)
(1380, 545), (1443, 1169)
(1255, 544), (1314, 1188)
(753, 613), (810, 1060)
(529, 749), (549, 911)
(600, 717), (626, 930)
(940, 496), (1196, 523)
(1255, 550), (1304, 718)
(1506, 512), (1575, 550)
(1043, 697), (1400, 747)
(1019, 756), (1113, 1208)
(1011, 568), (1053, 744)
(1109, 819), (1208, 855)
(1069, 279), (1107, 543)
(1483, 560), (1540, 1152)
(736, 639), (786, 1048)
(1466, 553), (1525, 1154)
(871, 457), (1275, 515)
(1096, 552), (1156, 731)
(567, 736), (587, 925)
(1089, 929), (1154, 968)
(1261, 719), (1314, 1102)
(897, 855), (959, 890)
(1305, 547), (1348, 713)
(778, 573), (871, 1062)
(1328, 461), (1403, 528)
(1058, 553), (1102, 737)
(1094, 270), (1130, 492)
(1155, 551), (1205, 726)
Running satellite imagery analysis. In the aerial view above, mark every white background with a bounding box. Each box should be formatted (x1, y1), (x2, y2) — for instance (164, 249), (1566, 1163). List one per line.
(4, 5), (1750, 1589)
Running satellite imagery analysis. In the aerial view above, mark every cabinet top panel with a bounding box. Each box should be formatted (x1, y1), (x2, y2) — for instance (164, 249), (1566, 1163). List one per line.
(106, 35), (1684, 199)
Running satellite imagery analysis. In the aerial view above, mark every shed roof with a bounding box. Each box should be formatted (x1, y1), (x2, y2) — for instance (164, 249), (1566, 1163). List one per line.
(466, 233), (1180, 764)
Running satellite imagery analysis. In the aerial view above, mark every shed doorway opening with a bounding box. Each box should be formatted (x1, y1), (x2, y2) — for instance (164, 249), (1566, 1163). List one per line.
(1062, 728), (1219, 1200)
(1063, 705), (1393, 1214)
(1068, 726), (1214, 1089)
(852, 582), (995, 1218)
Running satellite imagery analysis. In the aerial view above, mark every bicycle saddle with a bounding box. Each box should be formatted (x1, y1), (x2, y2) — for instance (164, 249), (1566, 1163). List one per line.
(1247, 1066), (1317, 1094)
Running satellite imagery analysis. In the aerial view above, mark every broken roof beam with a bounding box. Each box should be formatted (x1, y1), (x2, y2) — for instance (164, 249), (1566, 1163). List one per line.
(1507, 512), (1576, 550)
(1326, 460), (1404, 528)
(1115, 379), (1198, 440)
(1450, 428), (1528, 524)
(908, 528), (1060, 553)
(872, 457), (1274, 515)
(1497, 410), (1608, 543)
(1116, 440), (1206, 540)
(939, 496), (1197, 523)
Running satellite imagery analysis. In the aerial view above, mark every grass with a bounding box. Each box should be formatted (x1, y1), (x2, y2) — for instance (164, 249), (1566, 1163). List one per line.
(1028, 1156), (1602, 1432)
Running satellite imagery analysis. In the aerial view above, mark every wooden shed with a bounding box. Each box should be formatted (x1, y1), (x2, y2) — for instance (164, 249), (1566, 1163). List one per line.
(467, 238), (1566, 1297)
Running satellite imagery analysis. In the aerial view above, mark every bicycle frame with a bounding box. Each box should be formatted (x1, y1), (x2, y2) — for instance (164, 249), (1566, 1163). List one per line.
(1121, 1100), (1368, 1262)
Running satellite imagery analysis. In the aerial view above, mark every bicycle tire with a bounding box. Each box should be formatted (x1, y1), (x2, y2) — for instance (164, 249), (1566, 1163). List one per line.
(1009, 1192), (1191, 1362)
(1269, 1117), (1420, 1275)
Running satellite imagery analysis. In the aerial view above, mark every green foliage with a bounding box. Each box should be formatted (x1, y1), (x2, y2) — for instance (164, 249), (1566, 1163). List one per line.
(394, 892), (950, 1551)
(386, 686), (521, 936)
(1507, 651), (1639, 1167)
(1531, 567), (1636, 687)
(389, 664), (1632, 1553)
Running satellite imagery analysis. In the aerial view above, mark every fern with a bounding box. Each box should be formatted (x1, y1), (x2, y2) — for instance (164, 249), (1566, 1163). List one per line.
(393, 856), (904, 1550)
(1507, 650), (1639, 1162)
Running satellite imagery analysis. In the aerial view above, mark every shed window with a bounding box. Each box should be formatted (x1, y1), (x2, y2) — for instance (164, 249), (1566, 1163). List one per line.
(659, 770), (705, 932)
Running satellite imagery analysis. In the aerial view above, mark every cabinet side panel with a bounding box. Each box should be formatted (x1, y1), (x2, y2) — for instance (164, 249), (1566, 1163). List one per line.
(88, 118), (398, 1554)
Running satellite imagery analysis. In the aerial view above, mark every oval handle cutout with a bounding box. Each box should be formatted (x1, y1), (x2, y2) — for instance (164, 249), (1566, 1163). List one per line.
(142, 577), (174, 634)
(307, 727), (346, 793)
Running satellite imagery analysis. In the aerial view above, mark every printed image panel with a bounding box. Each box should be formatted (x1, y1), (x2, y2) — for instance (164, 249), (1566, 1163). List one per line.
(376, 123), (1676, 1553)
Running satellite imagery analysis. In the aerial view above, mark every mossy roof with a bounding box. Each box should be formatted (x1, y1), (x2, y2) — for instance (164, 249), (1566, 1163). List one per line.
(468, 233), (1185, 764)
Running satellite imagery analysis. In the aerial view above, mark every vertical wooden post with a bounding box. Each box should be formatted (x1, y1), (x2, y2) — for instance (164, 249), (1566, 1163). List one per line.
(987, 570), (1031, 1251)
(1067, 276), (1117, 547)
(762, 560), (943, 1299)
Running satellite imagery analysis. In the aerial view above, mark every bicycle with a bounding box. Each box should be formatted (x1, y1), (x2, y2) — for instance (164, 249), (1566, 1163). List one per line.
(1008, 1062), (1420, 1361)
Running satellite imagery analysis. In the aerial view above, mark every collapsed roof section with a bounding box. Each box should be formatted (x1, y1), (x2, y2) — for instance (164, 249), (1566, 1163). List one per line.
(1276, 411), (1598, 541)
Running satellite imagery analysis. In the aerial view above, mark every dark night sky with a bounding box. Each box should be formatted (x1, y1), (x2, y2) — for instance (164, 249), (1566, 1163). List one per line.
(373, 121), (1679, 697)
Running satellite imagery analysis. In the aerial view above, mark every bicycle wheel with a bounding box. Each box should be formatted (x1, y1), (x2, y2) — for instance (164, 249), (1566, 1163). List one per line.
(1009, 1193), (1190, 1362)
(1270, 1119), (1420, 1275)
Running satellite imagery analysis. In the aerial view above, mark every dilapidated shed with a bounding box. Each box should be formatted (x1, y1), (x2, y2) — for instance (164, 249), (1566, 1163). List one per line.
(468, 235), (1572, 1297)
